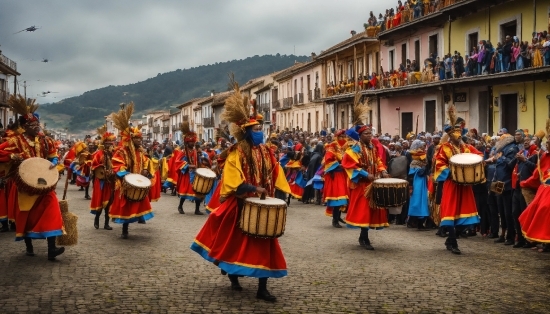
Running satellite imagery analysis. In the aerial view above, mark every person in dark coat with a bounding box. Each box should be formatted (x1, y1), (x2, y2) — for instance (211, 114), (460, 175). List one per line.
(302, 143), (324, 204)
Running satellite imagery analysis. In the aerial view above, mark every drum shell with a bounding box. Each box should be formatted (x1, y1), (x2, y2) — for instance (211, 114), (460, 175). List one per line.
(192, 171), (215, 195)
(239, 200), (287, 239)
(94, 166), (105, 180)
(15, 158), (59, 196)
(449, 161), (485, 185)
(122, 176), (151, 202)
(372, 181), (408, 208)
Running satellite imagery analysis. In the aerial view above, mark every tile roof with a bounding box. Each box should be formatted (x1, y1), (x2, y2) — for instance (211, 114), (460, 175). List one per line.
(317, 30), (378, 58)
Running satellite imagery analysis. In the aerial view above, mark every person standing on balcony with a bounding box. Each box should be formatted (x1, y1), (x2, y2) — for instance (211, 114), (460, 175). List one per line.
(502, 36), (513, 72)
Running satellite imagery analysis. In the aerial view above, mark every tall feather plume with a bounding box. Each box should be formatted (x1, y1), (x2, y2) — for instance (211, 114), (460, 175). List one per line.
(112, 102), (135, 132)
(8, 94), (39, 116)
(180, 119), (190, 135)
(97, 125), (107, 137)
(447, 103), (457, 127)
(221, 73), (249, 141)
(352, 91), (370, 125)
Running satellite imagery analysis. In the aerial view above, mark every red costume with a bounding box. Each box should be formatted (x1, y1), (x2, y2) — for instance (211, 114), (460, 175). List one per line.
(323, 131), (349, 217)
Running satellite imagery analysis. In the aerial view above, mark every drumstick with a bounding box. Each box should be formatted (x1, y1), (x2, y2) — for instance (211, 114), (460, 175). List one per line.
(62, 168), (71, 201)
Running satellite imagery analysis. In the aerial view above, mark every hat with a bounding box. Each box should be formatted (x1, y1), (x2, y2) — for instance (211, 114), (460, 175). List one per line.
(346, 127), (359, 141)
(356, 125), (371, 135)
(184, 131), (197, 143)
(499, 128), (508, 134)
(269, 133), (278, 139)
(535, 130), (546, 140)
(334, 129), (346, 137)
(102, 132), (116, 143)
(443, 125), (453, 134)
(74, 142), (88, 155)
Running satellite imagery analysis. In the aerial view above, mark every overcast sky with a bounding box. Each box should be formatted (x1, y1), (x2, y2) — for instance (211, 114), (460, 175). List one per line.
(1, 0), (386, 102)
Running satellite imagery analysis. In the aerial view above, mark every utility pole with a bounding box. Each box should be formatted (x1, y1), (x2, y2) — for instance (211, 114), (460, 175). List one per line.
(23, 81), (27, 99)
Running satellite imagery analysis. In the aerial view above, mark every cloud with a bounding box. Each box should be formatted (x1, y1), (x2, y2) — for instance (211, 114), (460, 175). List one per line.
(0, 0), (387, 101)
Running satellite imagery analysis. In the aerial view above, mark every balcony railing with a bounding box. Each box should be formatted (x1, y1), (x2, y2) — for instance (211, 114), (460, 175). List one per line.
(153, 126), (160, 133)
(162, 126), (169, 134)
(314, 88), (321, 100)
(293, 94), (298, 105)
(298, 93), (304, 104)
(259, 102), (270, 112)
(203, 117), (214, 127)
(272, 99), (281, 109)
(308, 90), (312, 102)
(282, 97), (293, 109)
(0, 53), (17, 73)
(0, 90), (8, 104)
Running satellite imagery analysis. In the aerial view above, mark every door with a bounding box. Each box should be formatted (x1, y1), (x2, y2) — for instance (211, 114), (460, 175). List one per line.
(401, 112), (413, 139)
(478, 91), (489, 133)
(501, 93), (518, 132)
(425, 100), (436, 133)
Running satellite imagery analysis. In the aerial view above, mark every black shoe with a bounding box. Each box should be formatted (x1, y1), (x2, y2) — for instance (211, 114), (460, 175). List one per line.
(338, 218), (346, 224)
(256, 289), (277, 302)
(84, 195), (91, 200)
(364, 243), (374, 250)
(332, 222), (342, 228)
(103, 224), (113, 230)
(358, 237), (365, 247)
(138, 219), (146, 224)
(451, 246), (461, 254)
(523, 242), (535, 249)
(0, 225), (8, 233)
(94, 216), (100, 229)
(494, 236), (505, 243)
(487, 233), (499, 239)
(79, 187), (84, 191)
(504, 240), (514, 246)
(69, 181), (76, 185)
(513, 241), (525, 248)
(26, 248), (35, 257)
(417, 226), (430, 231)
(48, 247), (65, 261)
(445, 239), (452, 251)
(231, 282), (243, 291)
(194, 210), (204, 215)
(221, 269), (227, 275)
(178, 207), (184, 214)
(121, 232), (128, 239)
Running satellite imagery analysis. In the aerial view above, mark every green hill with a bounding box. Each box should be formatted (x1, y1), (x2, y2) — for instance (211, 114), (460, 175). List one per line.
(41, 54), (309, 134)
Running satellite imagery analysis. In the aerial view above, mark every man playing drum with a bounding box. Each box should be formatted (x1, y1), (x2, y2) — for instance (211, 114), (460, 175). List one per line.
(90, 128), (117, 230)
(109, 103), (155, 239)
(342, 125), (390, 250)
(0, 95), (65, 261)
(434, 119), (482, 254)
(191, 81), (290, 302)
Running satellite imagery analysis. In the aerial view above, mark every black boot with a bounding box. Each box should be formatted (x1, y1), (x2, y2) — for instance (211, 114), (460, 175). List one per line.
(0, 220), (8, 233)
(444, 237), (452, 251)
(257, 278), (276, 302)
(47, 236), (65, 261)
(94, 209), (101, 229)
(228, 275), (243, 291)
(178, 198), (185, 214)
(103, 206), (112, 230)
(286, 195), (291, 206)
(332, 207), (342, 228)
(449, 238), (461, 255)
(84, 187), (91, 200)
(195, 200), (204, 215)
(24, 238), (35, 256)
(360, 228), (374, 250)
(121, 223), (129, 239)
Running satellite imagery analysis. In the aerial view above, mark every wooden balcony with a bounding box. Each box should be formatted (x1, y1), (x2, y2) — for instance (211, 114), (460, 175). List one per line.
(298, 93), (304, 104)
(162, 126), (169, 134)
(272, 99), (281, 110)
(259, 102), (270, 112)
(153, 126), (160, 133)
(314, 89), (321, 100)
(0, 90), (9, 106)
(282, 97), (293, 110)
(203, 117), (214, 127)
(308, 90), (312, 102)
(0, 53), (18, 75)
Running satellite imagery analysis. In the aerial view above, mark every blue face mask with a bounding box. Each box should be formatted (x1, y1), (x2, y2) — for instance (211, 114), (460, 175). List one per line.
(251, 131), (264, 146)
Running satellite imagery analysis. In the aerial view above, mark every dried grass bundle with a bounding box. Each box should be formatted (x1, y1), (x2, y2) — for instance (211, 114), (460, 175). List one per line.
(97, 125), (107, 137)
(221, 73), (249, 140)
(56, 200), (78, 246)
(180, 119), (190, 134)
(352, 91), (370, 125)
(447, 104), (457, 127)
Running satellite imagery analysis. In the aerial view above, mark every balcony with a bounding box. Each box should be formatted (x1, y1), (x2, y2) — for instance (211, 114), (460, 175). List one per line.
(272, 99), (281, 110)
(308, 90), (312, 102)
(298, 93), (304, 104)
(148, 118), (153, 127)
(146, 132), (152, 139)
(259, 102), (270, 112)
(203, 117), (214, 128)
(293, 94), (298, 105)
(162, 126), (169, 134)
(172, 124), (178, 131)
(314, 88), (321, 100)
(282, 97), (293, 110)
(153, 126), (160, 133)
(0, 53), (18, 74)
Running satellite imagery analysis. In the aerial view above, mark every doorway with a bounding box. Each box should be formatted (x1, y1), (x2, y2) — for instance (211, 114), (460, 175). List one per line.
(500, 93), (518, 132)
(428, 34), (438, 58)
(478, 91), (489, 133)
(425, 100), (436, 133)
(500, 21), (517, 43)
(401, 112), (413, 138)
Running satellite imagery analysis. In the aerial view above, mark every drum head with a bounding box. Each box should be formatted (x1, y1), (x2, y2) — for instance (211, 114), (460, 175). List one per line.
(18, 157), (59, 189)
(450, 153), (483, 164)
(196, 167), (216, 178)
(124, 173), (151, 188)
(246, 197), (287, 206)
(373, 178), (408, 184)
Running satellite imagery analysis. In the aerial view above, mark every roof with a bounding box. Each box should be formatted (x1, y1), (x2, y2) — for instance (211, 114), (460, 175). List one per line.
(254, 83), (273, 94)
(317, 30), (378, 58)
(273, 61), (314, 81)
(161, 115), (170, 121)
(177, 96), (208, 109)
(240, 79), (265, 91)
(198, 95), (214, 105)
(212, 91), (232, 107)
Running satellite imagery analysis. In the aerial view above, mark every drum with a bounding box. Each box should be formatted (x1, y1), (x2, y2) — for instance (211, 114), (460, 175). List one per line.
(372, 178), (408, 208)
(15, 157), (59, 195)
(193, 168), (216, 195)
(240, 197), (287, 238)
(122, 173), (151, 202)
(94, 166), (105, 180)
(449, 153), (485, 185)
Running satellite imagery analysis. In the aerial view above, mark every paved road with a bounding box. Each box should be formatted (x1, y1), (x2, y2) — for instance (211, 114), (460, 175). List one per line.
(1, 181), (550, 314)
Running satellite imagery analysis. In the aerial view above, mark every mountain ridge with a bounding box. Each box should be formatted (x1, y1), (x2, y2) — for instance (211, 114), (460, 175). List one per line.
(40, 54), (310, 135)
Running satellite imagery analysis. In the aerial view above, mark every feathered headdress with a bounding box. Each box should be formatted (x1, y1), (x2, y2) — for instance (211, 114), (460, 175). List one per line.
(220, 73), (258, 141)
(352, 91), (370, 126)
(111, 102), (141, 141)
(180, 119), (197, 143)
(8, 94), (40, 126)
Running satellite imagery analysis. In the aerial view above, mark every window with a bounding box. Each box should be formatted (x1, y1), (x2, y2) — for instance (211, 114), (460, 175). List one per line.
(347, 60), (354, 80)
(300, 77), (303, 93)
(375, 52), (379, 74)
(428, 34), (438, 58)
(294, 79), (297, 97)
(401, 43), (407, 67)
(500, 20), (517, 43)
(389, 50), (395, 71)
(338, 63), (344, 81)
(368, 53), (373, 75)
(414, 40), (420, 65)
(326, 61), (334, 85)
(468, 32), (478, 54)
(357, 57), (364, 76)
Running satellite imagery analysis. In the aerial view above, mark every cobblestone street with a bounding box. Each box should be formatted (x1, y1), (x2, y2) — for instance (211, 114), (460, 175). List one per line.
(1, 182), (550, 314)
